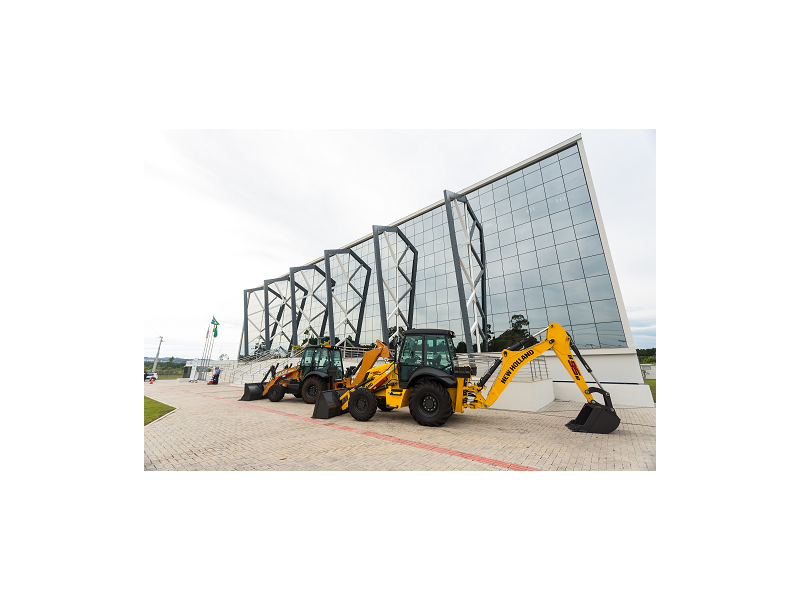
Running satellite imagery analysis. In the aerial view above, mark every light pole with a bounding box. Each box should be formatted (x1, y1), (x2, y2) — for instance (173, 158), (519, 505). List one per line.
(152, 336), (164, 372)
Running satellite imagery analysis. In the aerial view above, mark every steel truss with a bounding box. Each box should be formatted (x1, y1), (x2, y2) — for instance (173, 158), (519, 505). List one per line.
(262, 276), (304, 351)
(443, 189), (488, 353)
(372, 225), (418, 345)
(241, 285), (265, 357)
(289, 265), (332, 346)
(323, 249), (371, 347)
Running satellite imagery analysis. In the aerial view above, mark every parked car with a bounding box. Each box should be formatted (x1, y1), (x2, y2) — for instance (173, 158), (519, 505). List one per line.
(144, 372), (158, 382)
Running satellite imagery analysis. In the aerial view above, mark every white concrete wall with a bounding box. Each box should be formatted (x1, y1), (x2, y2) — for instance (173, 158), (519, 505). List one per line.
(487, 379), (555, 413)
(542, 350), (654, 407)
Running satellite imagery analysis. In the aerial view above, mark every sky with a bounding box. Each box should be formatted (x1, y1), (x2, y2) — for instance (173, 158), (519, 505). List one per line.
(143, 129), (655, 360)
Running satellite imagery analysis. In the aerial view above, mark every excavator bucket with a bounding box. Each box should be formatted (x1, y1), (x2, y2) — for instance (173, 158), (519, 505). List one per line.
(566, 402), (620, 434)
(240, 382), (265, 402)
(312, 389), (346, 419)
(240, 365), (276, 402)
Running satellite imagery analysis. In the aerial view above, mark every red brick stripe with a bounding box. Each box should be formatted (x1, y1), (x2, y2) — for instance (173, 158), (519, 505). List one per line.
(169, 387), (540, 471)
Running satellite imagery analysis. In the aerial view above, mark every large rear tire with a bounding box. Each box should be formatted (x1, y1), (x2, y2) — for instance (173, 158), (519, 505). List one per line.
(409, 380), (452, 427)
(349, 388), (378, 421)
(301, 376), (325, 404)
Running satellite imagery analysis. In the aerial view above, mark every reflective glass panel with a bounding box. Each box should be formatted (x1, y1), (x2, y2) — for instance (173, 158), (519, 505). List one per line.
(556, 240), (580, 262)
(494, 185), (510, 201)
(553, 226), (576, 244)
(563, 278), (590, 304)
(567, 302), (594, 326)
(507, 289), (526, 312)
(590, 299), (620, 323)
(570, 202), (595, 225)
(567, 185), (590, 207)
(577, 234), (603, 258)
(517, 250), (538, 271)
(541, 162), (562, 183)
(514, 222), (533, 242)
(563, 169), (586, 191)
(529, 199), (548, 219)
(524, 171), (543, 189)
(524, 286), (545, 309)
(537, 246), (558, 268)
(508, 177), (526, 196)
(559, 259), (585, 282)
(516, 237), (535, 255)
(549, 207), (573, 231)
(544, 177), (566, 198)
(521, 268), (541, 289)
(531, 215), (552, 236)
(573, 220), (598, 239)
(586, 274), (615, 301)
(534, 232), (554, 249)
(542, 283), (567, 307)
(597, 322), (626, 347)
(559, 153), (582, 174)
(539, 263), (561, 285)
(503, 256), (520, 274)
(571, 324), (599, 348)
(504, 272), (523, 292)
(527, 185), (546, 204)
(527, 307), (548, 329)
(547, 304), (571, 326)
(510, 191), (528, 211)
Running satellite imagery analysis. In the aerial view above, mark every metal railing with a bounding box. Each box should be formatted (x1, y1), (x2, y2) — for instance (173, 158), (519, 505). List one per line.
(456, 353), (549, 383)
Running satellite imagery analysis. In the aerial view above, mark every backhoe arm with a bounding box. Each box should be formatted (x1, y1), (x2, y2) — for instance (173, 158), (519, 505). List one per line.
(469, 323), (610, 409)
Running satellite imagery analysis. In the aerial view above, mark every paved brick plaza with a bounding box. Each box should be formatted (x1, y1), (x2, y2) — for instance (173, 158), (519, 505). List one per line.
(144, 381), (655, 471)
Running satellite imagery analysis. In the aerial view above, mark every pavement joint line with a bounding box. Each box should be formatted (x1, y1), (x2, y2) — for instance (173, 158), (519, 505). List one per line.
(144, 406), (180, 427)
(170, 387), (541, 471)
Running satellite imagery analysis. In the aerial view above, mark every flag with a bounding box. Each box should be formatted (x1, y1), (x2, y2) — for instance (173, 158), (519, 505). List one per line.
(213, 325), (218, 337)
(206, 325), (210, 338)
(211, 316), (219, 326)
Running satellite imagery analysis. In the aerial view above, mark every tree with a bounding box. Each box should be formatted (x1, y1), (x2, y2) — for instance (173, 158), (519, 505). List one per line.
(219, 353), (229, 360)
(488, 315), (531, 352)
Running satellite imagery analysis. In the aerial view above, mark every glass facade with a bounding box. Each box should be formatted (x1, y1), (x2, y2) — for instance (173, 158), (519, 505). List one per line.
(242, 143), (628, 356)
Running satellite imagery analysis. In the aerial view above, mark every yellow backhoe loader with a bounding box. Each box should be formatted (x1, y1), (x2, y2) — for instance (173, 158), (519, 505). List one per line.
(241, 341), (391, 404)
(312, 323), (620, 434)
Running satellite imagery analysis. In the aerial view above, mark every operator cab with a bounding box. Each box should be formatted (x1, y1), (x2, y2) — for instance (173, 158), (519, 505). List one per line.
(299, 345), (344, 380)
(396, 329), (457, 386)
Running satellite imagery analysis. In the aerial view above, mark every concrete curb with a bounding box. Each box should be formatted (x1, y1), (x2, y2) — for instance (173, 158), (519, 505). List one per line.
(145, 398), (180, 427)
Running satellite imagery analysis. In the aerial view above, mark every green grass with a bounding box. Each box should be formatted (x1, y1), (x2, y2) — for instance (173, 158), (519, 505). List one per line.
(152, 374), (184, 380)
(645, 379), (656, 403)
(145, 396), (175, 425)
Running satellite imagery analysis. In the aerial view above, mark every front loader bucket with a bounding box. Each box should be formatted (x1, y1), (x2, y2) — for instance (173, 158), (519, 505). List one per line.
(240, 383), (265, 402)
(312, 389), (346, 419)
(566, 402), (620, 434)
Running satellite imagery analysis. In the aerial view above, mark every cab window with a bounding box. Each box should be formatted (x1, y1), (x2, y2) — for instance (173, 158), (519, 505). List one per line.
(300, 348), (314, 367)
(300, 347), (314, 377)
(313, 348), (330, 372)
(398, 335), (423, 382)
(331, 350), (344, 379)
(424, 335), (454, 374)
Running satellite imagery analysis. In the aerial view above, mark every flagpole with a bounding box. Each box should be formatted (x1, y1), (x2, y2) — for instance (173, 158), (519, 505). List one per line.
(197, 325), (211, 382)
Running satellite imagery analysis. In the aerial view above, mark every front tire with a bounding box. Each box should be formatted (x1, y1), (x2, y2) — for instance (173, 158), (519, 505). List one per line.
(267, 384), (286, 402)
(409, 380), (452, 426)
(301, 376), (325, 404)
(349, 388), (378, 421)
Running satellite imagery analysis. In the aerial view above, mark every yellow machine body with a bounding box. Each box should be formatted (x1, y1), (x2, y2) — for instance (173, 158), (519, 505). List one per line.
(329, 323), (620, 433)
